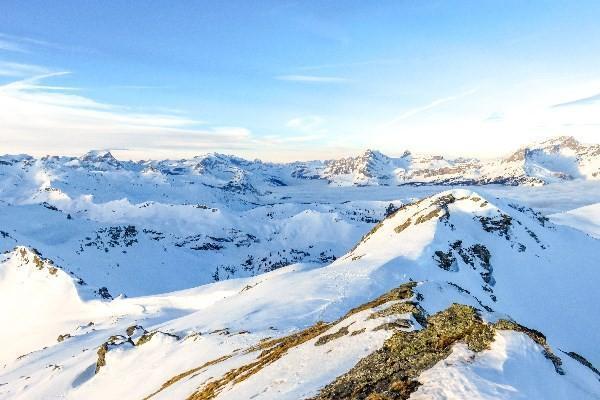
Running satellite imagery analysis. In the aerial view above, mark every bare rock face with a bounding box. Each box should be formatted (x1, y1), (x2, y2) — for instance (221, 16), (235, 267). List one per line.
(310, 303), (565, 400)
(95, 335), (133, 374)
(94, 326), (181, 374)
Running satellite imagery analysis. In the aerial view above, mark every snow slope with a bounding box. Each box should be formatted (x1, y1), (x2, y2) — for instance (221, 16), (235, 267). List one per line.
(550, 202), (600, 239)
(0, 151), (394, 296)
(1, 135), (599, 398)
(1, 189), (599, 399)
(0, 136), (598, 301)
(413, 332), (599, 400)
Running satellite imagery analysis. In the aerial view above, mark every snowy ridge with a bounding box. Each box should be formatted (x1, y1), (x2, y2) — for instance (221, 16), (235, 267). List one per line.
(1, 189), (599, 399)
(322, 136), (600, 186)
(0, 247), (103, 364)
(0, 136), (597, 299)
(0, 136), (598, 195)
(550, 202), (600, 238)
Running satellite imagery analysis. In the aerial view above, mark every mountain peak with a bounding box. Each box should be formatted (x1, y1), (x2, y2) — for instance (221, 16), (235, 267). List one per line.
(78, 150), (121, 170)
(80, 149), (117, 161)
(537, 135), (581, 149)
(361, 149), (386, 159)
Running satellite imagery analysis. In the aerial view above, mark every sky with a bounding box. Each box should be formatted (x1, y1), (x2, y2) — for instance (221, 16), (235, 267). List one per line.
(1, 0), (600, 161)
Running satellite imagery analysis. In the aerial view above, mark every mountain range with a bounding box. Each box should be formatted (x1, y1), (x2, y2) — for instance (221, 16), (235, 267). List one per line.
(1, 135), (599, 399)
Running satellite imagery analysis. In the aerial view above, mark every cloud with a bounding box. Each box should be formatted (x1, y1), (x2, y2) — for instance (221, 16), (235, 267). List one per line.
(0, 74), (347, 161)
(276, 75), (348, 83)
(0, 74), (255, 157)
(484, 112), (504, 122)
(551, 93), (600, 108)
(365, 80), (600, 159)
(0, 61), (51, 77)
(286, 115), (324, 131)
(0, 39), (26, 53)
(297, 58), (404, 71)
(109, 85), (172, 90)
(0, 32), (67, 53)
(381, 88), (478, 128)
(396, 89), (478, 121)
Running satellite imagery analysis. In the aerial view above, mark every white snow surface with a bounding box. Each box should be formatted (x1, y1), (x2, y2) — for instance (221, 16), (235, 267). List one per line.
(550, 203), (600, 238)
(1, 138), (600, 399)
(413, 331), (600, 399)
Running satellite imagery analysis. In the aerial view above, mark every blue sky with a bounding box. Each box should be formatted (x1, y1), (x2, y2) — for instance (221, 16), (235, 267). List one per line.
(1, 1), (600, 160)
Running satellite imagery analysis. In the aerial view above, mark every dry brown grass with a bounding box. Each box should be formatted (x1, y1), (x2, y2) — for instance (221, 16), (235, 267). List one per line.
(142, 354), (234, 400)
(187, 322), (332, 400)
(393, 218), (412, 233)
(145, 282), (419, 400)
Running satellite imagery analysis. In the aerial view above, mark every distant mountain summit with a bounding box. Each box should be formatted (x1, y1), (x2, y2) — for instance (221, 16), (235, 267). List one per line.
(78, 150), (122, 170)
(323, 149), (411, 185)
(502, 135), (600, 181)
(321, 136), (600, 186)
(3, 136), (596, 190)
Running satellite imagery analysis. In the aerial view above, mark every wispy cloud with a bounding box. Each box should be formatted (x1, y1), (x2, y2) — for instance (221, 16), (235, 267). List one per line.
(484, 112), (504, 122)
(382, 88), (478, 127)
(0, 32), (68, 53)
(0, 39), (27, 53)
(276, 75), (348, 83)
(551, 92), (600, 108)
(0, 74), (246, 155)
(0, 74), (338, 161)
(109, 85), (172, 90)
(297, 58), (404, 71)
(0, 61), (52, 77)
(286, 115), (325, 131)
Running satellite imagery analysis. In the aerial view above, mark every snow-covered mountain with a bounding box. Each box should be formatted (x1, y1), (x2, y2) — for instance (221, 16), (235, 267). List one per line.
(1, 136), (599, 399)
(0, 151), (392, 295)
(1, 137), (598, 201)
(0, 136), (596, 297)
(1, 190), (599, 399)
(321, 136), (600, 186)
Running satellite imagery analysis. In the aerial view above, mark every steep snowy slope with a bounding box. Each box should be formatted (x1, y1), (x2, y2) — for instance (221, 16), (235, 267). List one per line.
(550, 203), (600, 239)
(1, 190), (598, 399)
(0, 247), (129, 364)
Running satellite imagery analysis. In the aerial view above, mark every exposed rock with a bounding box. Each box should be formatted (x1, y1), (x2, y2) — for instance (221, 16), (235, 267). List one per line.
(56, 334), (71, 342)
(433, 250), (457, 271)
(136, 331), (180, 346)
(315, 325), (351, 346)
(96, 287), (112, 300)
(310, 304), (496, 400)
(562, 351), (600, 377)
(95, 335), (133, 374)
(477, 213), (513, 239)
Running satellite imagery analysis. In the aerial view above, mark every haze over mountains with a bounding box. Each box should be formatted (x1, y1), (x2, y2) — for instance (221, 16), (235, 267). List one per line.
(1, 135), (599, 399)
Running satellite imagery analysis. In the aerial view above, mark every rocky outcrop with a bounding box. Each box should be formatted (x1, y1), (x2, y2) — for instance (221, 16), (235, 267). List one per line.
(95, 326), (180, 374)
